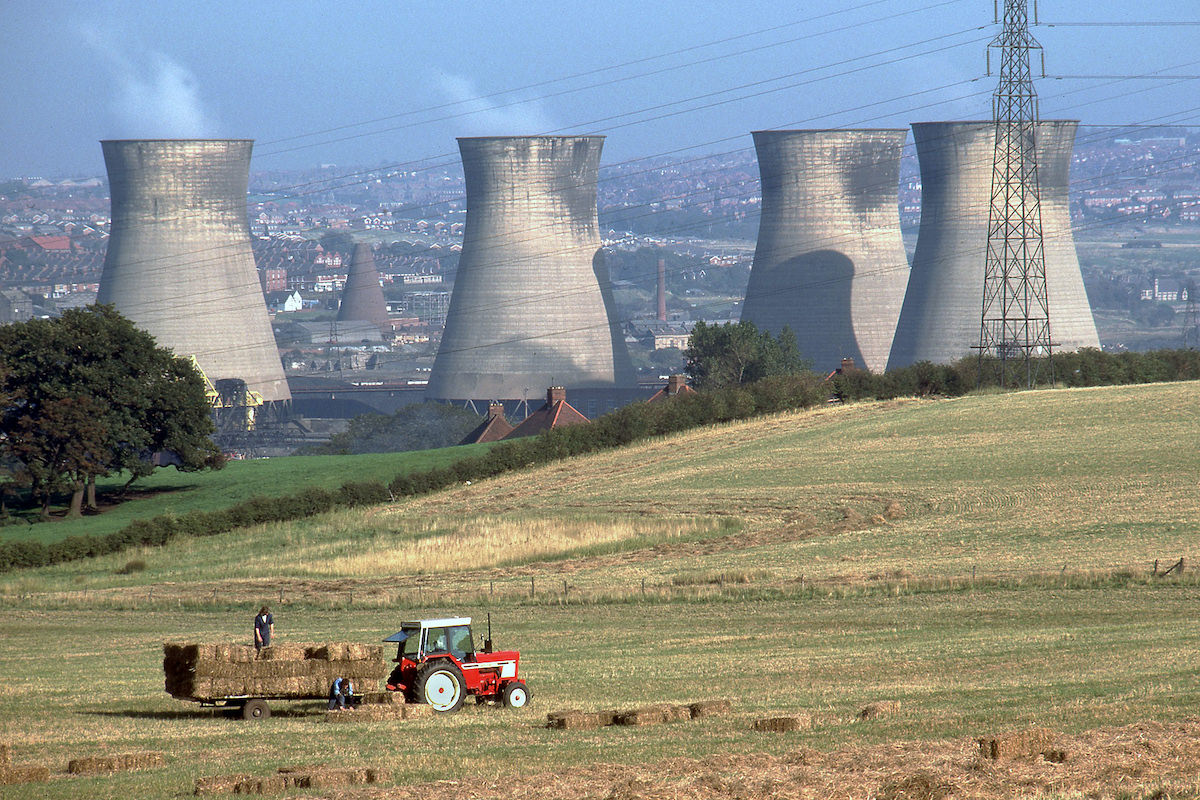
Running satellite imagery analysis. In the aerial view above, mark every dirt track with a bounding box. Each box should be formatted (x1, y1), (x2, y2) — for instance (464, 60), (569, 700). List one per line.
(341, 718), (1200, 799)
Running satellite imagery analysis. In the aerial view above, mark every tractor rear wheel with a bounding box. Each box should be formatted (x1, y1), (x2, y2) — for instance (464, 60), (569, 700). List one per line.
(503, 681), (530, 709)
(415, 661), (465, 713)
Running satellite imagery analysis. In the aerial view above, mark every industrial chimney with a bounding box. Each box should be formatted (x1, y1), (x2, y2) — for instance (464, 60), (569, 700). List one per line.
(337, 242), (390, 335)
(740, 129), (911, 374)
(427, 136), (635, 402)
(887, 121), (1099, 369)
(98, 139), (290, 404)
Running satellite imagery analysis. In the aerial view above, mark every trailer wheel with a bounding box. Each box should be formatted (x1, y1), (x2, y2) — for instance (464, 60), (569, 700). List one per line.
(503, 681), (530, 709)
(242, 699), (270, 720)
(415, 661), (465, 713)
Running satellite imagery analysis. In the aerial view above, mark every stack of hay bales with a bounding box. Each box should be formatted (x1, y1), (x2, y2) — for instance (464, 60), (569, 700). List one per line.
(977, 727), (1056, 760)
(163, 643), (385, 700)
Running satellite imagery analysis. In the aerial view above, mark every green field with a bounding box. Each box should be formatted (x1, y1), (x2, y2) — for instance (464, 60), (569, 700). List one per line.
(2, 382), (1199, 799)
(0, 444), (489, 546)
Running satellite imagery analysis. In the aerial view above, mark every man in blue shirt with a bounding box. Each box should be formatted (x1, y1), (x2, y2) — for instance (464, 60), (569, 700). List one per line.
(328, 677), (355, 711)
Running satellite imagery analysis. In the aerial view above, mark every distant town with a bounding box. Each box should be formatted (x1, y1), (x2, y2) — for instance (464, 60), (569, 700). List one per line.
(1, 125), (1197, 395)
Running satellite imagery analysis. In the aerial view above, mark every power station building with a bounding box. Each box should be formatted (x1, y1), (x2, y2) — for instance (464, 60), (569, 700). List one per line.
(426, 135), (635, 403)
(98, 139), (290, 406)
(888, 121), (1100, 368)
(740, 129), (911, 374)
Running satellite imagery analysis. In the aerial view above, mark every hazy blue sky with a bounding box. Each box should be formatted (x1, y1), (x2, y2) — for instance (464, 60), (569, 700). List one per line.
(3, 0), (1198, 177)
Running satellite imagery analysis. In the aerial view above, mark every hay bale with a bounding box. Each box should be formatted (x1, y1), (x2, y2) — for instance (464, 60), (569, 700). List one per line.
(344, 643), (383, 660)
(361, 692), (405, 705)
(195, 774), (251, 795)
(256, 644), (306, 661)
(859, 700), (901, 720)
(546, 711), (608, 730)
(402, 703), (434, 719)
(884, 501), (906, 519)
(305, 643), (350, 661)
(977, 727), (1055, 760)
(615, 707), (668, 726)
(752, 715), (811, 732)
(0, 765), (50, 785)
(1042, 748), (1069, 763)
(594, 709), (621, 726)
(0, 743), (9, 767)
(69, 752), (167, 774)
(688, 700), (733, 719)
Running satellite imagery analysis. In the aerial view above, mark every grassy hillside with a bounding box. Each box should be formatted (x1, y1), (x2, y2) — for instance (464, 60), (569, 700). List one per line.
(0, 444), (490, 547)
(2, 382), (1199, 799)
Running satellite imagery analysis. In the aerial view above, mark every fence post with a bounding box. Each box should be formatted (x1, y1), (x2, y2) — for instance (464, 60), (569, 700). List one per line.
(641, 577), (645, 596)
(530, 577), (535, 598)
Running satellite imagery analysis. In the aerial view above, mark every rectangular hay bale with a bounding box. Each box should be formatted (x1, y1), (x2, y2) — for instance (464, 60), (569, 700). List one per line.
(195, 773), (251, 796)
(256, 644), (307, 661)
(1, 743), (10, 767)
(688, 699), (733, 719)
(977, 727), (1055, 760)
(68, 752), (165, 775)
(0, 765), (50, 785)
(615, 707), (669, 726)
(752, 715), (811, 732)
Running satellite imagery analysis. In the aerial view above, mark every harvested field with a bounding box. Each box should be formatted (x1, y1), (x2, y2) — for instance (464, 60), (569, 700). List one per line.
(341, 718), (1200, 800)
(859, 700), (901, 720)
(67, 751), (165, 774)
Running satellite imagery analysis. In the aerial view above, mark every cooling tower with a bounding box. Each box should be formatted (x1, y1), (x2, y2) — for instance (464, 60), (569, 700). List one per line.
(887, 121), (1099, 369)
(337, 243), (390, 334)
(98, 139), (289, 403)
(427, 136), (635, 401)
(740, 130), (910, 374)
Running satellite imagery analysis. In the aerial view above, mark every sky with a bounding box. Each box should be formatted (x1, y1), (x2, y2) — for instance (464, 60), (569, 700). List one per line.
(2, 0), (1198, 178)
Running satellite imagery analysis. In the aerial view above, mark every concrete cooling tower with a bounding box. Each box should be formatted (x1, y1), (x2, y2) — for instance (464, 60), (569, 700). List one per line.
(98, 139), (290, 403)
(337, 243), (390, 335)
(740, 129), (911, 374)
(887, 121), (1099, 369)
(427, 136), (635, 402)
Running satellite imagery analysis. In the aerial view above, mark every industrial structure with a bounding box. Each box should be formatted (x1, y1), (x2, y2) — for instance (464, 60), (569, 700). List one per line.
(888, 121), (1099, 369)
(740, 129), (911, 374)
(426, 136), (635, 403)
(98, 139), (291, 415)
(337, 242), (390, 336)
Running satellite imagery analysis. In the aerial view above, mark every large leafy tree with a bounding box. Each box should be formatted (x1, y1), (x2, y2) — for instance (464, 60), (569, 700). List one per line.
(0, 305), (221, 516)
(683, 320), (808, 389)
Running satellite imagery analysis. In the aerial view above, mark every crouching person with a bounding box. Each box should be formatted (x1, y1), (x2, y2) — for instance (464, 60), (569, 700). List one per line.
(328, 677), (355, 711)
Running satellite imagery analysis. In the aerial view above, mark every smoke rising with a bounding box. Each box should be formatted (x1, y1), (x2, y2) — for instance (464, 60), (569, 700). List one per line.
(435, 72), (558, 135)
(80, 24), (217, 138)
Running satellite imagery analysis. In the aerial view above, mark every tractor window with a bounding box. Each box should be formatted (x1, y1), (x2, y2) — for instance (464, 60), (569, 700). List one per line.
(401, 629), (421, 660)
(448, 625), (474, 661)
(424, 627), (449, 655)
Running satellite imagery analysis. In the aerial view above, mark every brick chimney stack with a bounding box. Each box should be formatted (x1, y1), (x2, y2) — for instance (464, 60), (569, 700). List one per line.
(657, 257), (667, 321)
(547, 386), (567, 404)
(667, 374), (687, 396)
(487, 401), (506, 420)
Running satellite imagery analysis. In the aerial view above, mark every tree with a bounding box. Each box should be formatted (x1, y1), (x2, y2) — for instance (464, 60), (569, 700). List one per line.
(6, 397), (108, 518)
(683, 320), (808, 389)
(0, 305), (221, 515)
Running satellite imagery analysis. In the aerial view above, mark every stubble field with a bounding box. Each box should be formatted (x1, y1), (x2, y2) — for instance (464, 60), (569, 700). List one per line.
(1, 382), (1198, 799)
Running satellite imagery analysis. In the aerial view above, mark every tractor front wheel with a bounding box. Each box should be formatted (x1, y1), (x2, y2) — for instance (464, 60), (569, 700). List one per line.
(503, 681), (530, 709)
(415, 661), (465, 713)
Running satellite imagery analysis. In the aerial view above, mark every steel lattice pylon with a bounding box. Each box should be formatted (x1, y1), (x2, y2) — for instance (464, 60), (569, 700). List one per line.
(977, 0), (1054, 387)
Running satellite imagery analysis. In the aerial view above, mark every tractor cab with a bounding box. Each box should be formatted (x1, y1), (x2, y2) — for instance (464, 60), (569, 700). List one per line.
(385, 617), (476, 663)
(383, 616), (529, 713)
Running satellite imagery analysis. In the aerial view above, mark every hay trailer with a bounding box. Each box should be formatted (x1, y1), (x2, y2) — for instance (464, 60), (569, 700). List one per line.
(384, 616), (530, 713)
(163, 642), (387, 720)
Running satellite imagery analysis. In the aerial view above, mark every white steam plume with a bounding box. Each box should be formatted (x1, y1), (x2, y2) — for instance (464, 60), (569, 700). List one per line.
(435, 72), (558, 135)
(80, 24), (217, 138)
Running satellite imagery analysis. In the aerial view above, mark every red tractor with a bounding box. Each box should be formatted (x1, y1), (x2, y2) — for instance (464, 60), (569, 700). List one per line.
(383, 616), (530, 713)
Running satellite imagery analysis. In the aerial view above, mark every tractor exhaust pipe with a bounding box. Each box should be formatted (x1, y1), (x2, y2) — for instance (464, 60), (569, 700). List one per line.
(484, 613), (494, 653)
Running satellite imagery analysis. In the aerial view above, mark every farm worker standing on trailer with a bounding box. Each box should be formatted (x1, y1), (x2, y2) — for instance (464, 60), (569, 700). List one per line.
(328, 677), (354, 711)
(254, 606), (274, 653)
